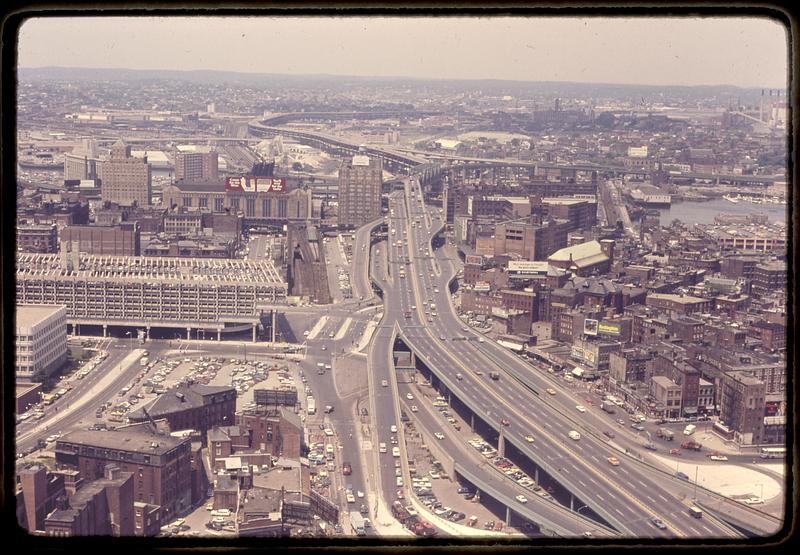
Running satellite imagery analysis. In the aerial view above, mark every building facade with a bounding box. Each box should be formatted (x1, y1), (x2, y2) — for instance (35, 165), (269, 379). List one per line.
(60, 222), (141, 256)
(99, 139), (152, 207)
(338, 154), (383, 227)
(174, 150), (219, 182)
(54, 430), (193, 520)
(15, 253), (286, 338)
(15, 304), (68, 381)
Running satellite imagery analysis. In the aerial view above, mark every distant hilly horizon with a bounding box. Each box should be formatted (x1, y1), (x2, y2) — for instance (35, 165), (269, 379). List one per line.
(18, 66), (764, 94)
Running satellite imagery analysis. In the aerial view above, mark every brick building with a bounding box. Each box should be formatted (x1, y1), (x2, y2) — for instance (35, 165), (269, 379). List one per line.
(127, 385), (236, 445)
(43, 464), (134, 537)
(60, 222), (141, 256)
(17, 223), (59, 253)
(54, 429), (193, 520)
(720, 371), (766, 445)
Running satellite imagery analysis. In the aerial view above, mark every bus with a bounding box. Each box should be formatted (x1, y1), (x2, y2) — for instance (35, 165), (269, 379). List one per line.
(760, 447), (786, 459)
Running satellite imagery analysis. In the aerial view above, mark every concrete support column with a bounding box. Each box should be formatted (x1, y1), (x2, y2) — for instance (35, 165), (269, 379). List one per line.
(470, 413), (475, 431)
(102, 324), (107, 338)
(186, 327), (191, 340)
(271, 311), (277, 342)
(498, 430), (505, 457)
(71, 323), (76, 335)
(505, 506), (511, 526)
(534, 467), (539, 484)
(447, 392), (452, 407)
(217, 329), (221, 342)
(252, 324), (257, 343)
(146, 327), (150, 340)
(570, 494), (574, 511)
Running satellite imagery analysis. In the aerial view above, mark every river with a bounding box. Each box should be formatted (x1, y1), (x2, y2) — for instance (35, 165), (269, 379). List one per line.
(656, 197), (787, 225)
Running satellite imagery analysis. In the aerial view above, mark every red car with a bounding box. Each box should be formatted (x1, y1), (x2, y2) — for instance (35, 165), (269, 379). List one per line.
(670, 448), (681, 456)
(501, 419), (510, 426)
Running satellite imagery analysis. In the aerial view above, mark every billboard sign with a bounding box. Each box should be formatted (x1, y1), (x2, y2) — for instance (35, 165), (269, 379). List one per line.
(226, 176), (286, 193)
(598, 322), (622, 337)
(583, 319), (599, 336)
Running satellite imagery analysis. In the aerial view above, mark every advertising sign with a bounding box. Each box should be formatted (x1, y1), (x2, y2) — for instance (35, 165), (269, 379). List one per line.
(583, 319), (599, 336)
(226, 176), (287, 193)
(598, 322), (622, 336)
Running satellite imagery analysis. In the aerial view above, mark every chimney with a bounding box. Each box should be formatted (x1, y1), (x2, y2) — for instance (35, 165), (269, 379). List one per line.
(104, 463), (121, 481)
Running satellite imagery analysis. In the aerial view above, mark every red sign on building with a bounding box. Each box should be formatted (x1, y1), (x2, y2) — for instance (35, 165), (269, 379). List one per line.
(225, 176), (285, 193)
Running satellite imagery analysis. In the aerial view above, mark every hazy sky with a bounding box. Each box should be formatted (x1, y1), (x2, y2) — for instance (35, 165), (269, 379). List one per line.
(17, 16), (788, 88)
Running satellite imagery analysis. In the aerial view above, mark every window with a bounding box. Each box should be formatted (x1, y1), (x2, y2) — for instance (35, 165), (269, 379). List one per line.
(214, 198), (224, 212)
(230, 197), (240, 210)
(182, 197), (192, 207)
(198, 196), (208, 208)
(246, 197), (255, 217)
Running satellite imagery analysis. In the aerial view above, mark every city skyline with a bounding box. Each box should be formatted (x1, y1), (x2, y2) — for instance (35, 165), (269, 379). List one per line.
(17, 15), (788, 89)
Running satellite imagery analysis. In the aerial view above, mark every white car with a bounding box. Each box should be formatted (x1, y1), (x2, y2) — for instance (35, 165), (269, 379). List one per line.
(568, 430), (581, 441)
(515, 495), (528, 504)
(390, 424), (398, 433)
(406, 393), (414, 400)
(575, 405), (587, 413)
(434, 432), (445, 440)
(524, 435), (535, 443)
(381, 380), (388, 387)
(323, 428), (334, 437)
(744, 497), (764, 505)
(410, 405), (418, 412)
(357, 490), (364, 498)
(709, 455), (729, 461)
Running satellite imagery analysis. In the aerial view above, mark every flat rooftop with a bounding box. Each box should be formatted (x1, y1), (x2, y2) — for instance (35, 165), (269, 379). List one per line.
(16, 304), (65, 329)
(16, 253), (285, 287)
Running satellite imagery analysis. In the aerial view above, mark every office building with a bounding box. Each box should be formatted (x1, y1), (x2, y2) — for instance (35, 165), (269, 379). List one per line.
(175, 149), (219, 182)
(338, 153), (383, 227)
(15, 304), (68, 381)
(99, 139), (152, 207)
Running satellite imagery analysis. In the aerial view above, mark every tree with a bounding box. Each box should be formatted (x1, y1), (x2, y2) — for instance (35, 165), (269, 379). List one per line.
(291, 162), (303, 171)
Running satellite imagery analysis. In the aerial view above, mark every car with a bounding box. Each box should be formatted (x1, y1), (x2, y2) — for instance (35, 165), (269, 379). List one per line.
(439, 335), (447, 341)
(381, 380), (388, 387)
(546, 388), (556, 395)
(410, 405), (418, 412)
(607, 457), (620, 466)
(396, 489), (405, 499)
(575, 405), (587, 413)
(603, 430), (615, 439)
(321, 345), (327, 351)
(515, 495), (528, 504)
(434, 432), (445, 440)
(390, 424), (398, 433)
(650, 518), (667, 530)
(406, 393), (414, 400)
(457, 486), (471, 494)
(617, 418), (626, 426)
(524, 435), (535, 443)
(670, 448), (682, 455)
(500, 418), (510, 426)
(744, 497), (764, 505)
(568, 430), (581, 441)
(324, 428), (334, 437)
(709, 455), (728, 461)
(675, 471), (690, 481)
(631, 423), (645, 431)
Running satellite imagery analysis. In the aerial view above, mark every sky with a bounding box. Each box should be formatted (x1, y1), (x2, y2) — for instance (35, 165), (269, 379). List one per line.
(17, 15), (789, 88)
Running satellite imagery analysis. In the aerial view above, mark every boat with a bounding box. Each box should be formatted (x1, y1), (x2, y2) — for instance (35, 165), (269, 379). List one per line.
(722, 193), (740, 204)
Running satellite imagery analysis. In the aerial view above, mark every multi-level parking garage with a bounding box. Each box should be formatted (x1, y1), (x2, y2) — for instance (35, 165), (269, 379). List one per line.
(15, 252), (286, 341)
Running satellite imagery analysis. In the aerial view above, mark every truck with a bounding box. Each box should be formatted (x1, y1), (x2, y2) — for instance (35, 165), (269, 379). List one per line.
(683, 424), (697, 436)
(349, 511), (367, 536)
(681, 440), (703, 451)
(489, 372), (500, 381)
(656, 428), (675, 441)
(600, 401), (616, 414)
